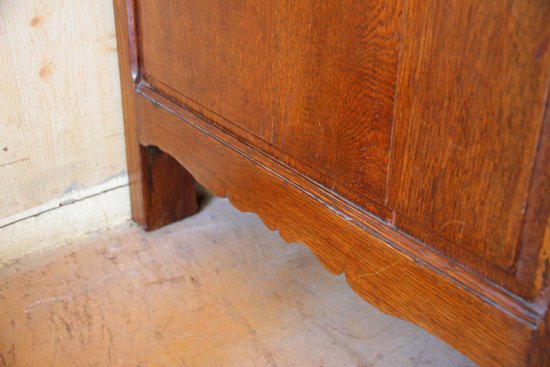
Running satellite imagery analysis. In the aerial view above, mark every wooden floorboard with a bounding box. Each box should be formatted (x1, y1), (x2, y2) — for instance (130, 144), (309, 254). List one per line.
(0, 198), (474, 366)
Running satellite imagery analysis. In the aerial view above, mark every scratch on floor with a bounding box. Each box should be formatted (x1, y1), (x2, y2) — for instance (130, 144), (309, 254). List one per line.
(145, 275), (187, 286)
(0, 157), (30, 168)
(25, 295), (72, 314)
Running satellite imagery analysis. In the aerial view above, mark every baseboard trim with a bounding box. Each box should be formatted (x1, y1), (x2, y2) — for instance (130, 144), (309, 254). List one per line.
(0, 175), (129, 229)
(0, 177), (131, 267)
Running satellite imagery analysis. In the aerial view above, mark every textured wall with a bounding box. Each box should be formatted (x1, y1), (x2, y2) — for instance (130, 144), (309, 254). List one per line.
(0, 0), (126, 219)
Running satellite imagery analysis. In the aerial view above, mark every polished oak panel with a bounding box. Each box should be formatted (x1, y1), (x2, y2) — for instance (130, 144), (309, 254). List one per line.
(138, 0), (277, 140)
(137, 0), (401, 209)
(388, 0), (550, 271)
(268, 1), (401, 205)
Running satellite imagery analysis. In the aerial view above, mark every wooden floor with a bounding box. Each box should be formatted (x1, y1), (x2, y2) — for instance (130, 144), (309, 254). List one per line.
(0, 198), (474, 366)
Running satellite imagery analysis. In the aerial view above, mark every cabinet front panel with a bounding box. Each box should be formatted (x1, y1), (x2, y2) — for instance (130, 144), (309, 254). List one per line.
(135, 0), (550, 292)
(389, 0), (550, 271)
(137, 0), (402, 210)
(138, 0), (277, 140)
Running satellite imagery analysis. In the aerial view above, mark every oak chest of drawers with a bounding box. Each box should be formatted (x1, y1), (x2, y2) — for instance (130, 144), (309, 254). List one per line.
(113, 1), (550, 365)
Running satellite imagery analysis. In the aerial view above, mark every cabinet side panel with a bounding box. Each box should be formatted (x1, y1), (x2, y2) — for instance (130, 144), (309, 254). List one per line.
(389, 0), (550, 272)
(136, 0), (401, 211)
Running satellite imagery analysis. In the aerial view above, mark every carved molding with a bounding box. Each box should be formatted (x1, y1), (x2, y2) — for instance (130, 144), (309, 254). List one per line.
(134, 85), (548, 367)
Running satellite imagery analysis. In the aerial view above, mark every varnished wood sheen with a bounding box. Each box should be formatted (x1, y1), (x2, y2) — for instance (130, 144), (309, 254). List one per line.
(113, 0), (197, 230)
(114, 0), (550, 365)
(388, 0), (550, 296)
(137, 0), (401, 216)
(139, 145), (197, 230)
(136, 84), (544, 367)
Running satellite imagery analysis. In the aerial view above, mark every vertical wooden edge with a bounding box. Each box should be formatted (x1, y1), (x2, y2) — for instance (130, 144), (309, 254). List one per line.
(531, 300), (550, 366)
(113, 0), (146, 226)
(113, 0), (197, 230)
(515, 80), (550, 298)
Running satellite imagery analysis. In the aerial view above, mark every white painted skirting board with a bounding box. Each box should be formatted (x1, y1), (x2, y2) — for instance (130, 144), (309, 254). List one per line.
(0, 175), (129, 228)
(0, 175), (132, 267)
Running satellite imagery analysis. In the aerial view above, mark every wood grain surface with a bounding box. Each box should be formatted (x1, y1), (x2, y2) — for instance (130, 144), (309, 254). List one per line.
(0, 0), (125, 218)
(136, 0), (402, 214)
(388, 0), (550, 287)
(130, 0), (550, 298)
(138, 145), (198, 230)
(113, 0), (550, 365)
(0, 198), (474, 367)
(135, 87), (546, 367)
(113, 0), (198, 230)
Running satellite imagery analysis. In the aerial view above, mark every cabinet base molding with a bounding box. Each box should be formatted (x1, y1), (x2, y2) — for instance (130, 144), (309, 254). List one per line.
(132, 84), (548, 367)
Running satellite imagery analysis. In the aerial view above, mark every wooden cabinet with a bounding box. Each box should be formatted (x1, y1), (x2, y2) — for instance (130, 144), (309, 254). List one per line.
(114, 1), (550, 365)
